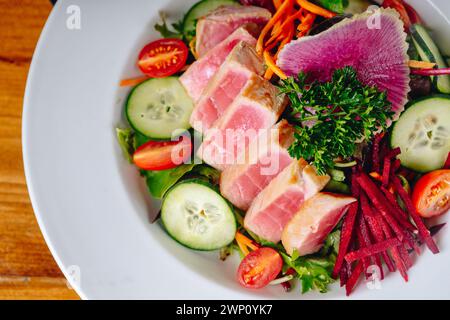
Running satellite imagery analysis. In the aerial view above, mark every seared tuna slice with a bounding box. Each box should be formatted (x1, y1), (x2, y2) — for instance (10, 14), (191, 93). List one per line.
(189, 41), (265, 133)
(196, 5), (271, 57)
(180, 26), (257, 102)
(277, 9), (410, 122)
(219, 120), (294, 210)
(197, 74), (286, 170)
(282, 193), (356, 256)
(244, 160), (330, 243)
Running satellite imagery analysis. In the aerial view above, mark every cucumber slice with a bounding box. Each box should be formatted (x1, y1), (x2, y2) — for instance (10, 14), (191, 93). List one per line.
(126, 77), (194, 139)
(161, 179), (236, 250)
(183, 0), (238, 41)
(390, 95), (450, 172)
(410, 24), (450, 94)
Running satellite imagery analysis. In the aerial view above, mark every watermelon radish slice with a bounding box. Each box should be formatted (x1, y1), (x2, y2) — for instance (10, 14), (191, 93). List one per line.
(277, 8), (410, 122)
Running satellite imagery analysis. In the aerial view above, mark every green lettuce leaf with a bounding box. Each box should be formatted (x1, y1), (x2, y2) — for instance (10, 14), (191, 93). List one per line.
(144, 164), (221, 199)
(144, 163), (196, 199)
(314, 0), (349, 14)
(116, 128), (136, 163)
(154, 12), (184, 39)
(281, 252), (336, 294)
(279, 229), (340, 294)
(189, 165), (221, 185)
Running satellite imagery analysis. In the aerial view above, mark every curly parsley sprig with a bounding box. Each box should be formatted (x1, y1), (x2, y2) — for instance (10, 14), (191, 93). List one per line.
(279, 66), (393, 175)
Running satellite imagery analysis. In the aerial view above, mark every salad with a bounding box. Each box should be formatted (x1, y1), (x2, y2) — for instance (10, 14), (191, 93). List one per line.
(117, 0), (450, 296)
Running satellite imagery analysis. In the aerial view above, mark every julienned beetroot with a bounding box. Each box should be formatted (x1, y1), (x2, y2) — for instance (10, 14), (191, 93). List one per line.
(335, 134), (441, 296)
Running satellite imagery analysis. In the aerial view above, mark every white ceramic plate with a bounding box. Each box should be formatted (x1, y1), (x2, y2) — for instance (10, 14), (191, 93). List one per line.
(23, 0), (450, 299)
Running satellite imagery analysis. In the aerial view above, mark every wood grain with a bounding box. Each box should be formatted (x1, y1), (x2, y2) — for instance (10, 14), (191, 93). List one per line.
(0, 0), (79, 300)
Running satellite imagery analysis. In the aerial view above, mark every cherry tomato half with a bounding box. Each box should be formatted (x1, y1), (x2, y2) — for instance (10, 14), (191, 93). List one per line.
(237, 247), (283, 289)
(137, 38), (188, 78)
(382, 0), (411, 29)
(412, 169), (450, 218)
(132, 135), (192, 171)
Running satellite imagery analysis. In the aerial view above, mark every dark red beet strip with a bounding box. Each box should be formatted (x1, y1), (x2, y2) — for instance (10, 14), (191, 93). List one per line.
(281, 281), (291, 292)
(332, 202), (359, 278)
(411, 67), (450, 76)
(345, 238), (401, 263)
(398, 244), (413, 270)
(357, 213), (375, 278)
(391, 175), (439, 254)
(379, 217), (409, 281)
(358, 209), (373, 248)
(365, 212), (395, 272)
(404, 231), (421, 255)
(360, 192), (395, 272)
(356, 173), (405, 241)
(358, 211), (385, 279)
(408, 223), (446, 252)
(374, 254), (385, 280)
(382, 156), (391, 187)
(390, 246), (409, 281)
(346, 261), (364, 296)
(398, 167), (416, 182)
(381, 148), (401, 187)
(391, 158), (401, 173)
(389, 147), (402, 159)
(444, 152), (450, 169)
(356, 228), (371, 278)
(372, 133), (384, 173)
(380, 186), (416, 231)
(340, 262), (348, 287)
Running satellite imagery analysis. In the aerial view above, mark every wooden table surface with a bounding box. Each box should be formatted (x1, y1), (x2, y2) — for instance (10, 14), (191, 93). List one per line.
(0, 0), (79, 299)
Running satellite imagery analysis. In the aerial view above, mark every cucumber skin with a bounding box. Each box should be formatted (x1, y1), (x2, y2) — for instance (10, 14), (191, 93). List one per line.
(390, 94), (450, 172)
(400, 93), (450, 109)
(410, 24), (450, 94)
(125, 77), (160, 140)
(125, 77), (187, 141)
(182, 0), (237, 41)
(161, 178), (237, 251)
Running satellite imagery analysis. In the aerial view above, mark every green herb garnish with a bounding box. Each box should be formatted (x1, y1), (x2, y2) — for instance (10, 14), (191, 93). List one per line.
(154, 12), (184, 39)
(279, 66), (393, 175)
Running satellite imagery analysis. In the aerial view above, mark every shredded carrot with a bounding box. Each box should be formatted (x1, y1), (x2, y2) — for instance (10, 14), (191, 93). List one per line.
(370, 172), (383, 181)
(296, 12), (315, 39)
(408, 60), (436, 69)
(271, 22), (281, 36)
(237, 240), (250, 256)
(235, 232), (259, 251)
(264, 68), (274, 80)
(301, 12), (316, 26)
(273, 0), (282, 10)
(259, 0), (330, 79)
(296, 0), (336, 18)
(279, 9), (304, 33)
(264, 50), (287, 80)
(265, 21), (295, 80)
(235, 232), (259, 256)
(265, 32), (284, 48)
(189, 37), (199, 60)
(257, 0), (293, 54)
(119, 75), (149, 87)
